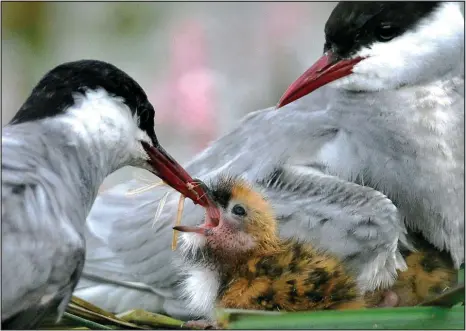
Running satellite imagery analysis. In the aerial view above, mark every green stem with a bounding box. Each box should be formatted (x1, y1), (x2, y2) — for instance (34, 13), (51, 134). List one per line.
(62, 312), (115, 330)
(222, 306), (465, 330)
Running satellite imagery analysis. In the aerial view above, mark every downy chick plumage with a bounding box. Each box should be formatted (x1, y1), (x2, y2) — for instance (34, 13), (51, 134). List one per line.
(177, 176), (457, 320)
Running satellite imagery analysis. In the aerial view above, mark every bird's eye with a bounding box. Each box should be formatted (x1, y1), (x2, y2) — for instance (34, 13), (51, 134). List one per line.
(376, 24), (399, 42)
(231, 204), (247, 217)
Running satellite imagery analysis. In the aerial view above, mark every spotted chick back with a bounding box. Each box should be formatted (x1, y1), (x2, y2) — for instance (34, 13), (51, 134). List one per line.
(178, 175), (365, 317)
(177, 175), (457, 321)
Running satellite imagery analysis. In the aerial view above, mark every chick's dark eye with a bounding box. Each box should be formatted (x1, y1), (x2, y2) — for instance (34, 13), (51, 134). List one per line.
(232, 204), (247, 217)
(376, 24), (399, 42)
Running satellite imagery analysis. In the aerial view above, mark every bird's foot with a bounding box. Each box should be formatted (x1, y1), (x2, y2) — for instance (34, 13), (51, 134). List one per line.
(182, 319), (220, 330)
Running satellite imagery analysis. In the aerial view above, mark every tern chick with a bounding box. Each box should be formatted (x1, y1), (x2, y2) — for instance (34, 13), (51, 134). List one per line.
(176, 176), (457, 322)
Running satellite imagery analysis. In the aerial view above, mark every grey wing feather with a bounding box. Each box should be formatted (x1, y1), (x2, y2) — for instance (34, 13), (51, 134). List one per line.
(78, 179), (205, 317)
(2, 249), (85, 329)
(260, 165), (408, 291)
(2, 183), (85, 328)
(77, 104), (405, 315)
(2, 126), (86, 327)
(77, 106), (339, 315)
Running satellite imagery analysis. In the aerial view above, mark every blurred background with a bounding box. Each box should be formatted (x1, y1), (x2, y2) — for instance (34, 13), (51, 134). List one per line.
(2, 2), (336, 190)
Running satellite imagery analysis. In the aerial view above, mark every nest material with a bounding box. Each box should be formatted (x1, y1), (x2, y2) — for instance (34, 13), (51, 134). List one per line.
(40, 280), (464, 330)
(39, 296), (189, 330)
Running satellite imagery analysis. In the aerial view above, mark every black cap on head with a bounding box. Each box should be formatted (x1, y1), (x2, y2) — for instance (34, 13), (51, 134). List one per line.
(10, 59), (157, 143)
(324, 2), (441, 59)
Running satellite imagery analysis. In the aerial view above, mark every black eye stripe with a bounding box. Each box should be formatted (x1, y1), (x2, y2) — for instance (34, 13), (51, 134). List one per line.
(323, 2), (441, 59)
(376, 24), (400, 42)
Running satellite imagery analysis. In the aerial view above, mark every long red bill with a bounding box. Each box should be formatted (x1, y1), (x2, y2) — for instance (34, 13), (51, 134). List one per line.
(141, 141), (220, 220)
(276, 52), (364, 108)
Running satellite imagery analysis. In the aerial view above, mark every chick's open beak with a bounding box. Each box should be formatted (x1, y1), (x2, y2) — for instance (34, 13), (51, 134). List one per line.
(276, 51), (364, 108)
(173, 211), (220, 235)
(141, 141), (219, 218)
(172, 178), (220, 235)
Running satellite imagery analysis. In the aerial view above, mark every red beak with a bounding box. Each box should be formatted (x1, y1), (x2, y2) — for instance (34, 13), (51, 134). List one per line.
(276, 51), (364, 108)
(141, 141), (220, 220)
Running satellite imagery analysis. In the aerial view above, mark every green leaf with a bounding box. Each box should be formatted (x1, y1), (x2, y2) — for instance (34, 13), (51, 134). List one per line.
(418, 284), (465, 307)
(217, 306), (465, 330)
(61, 313), (115, 330)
